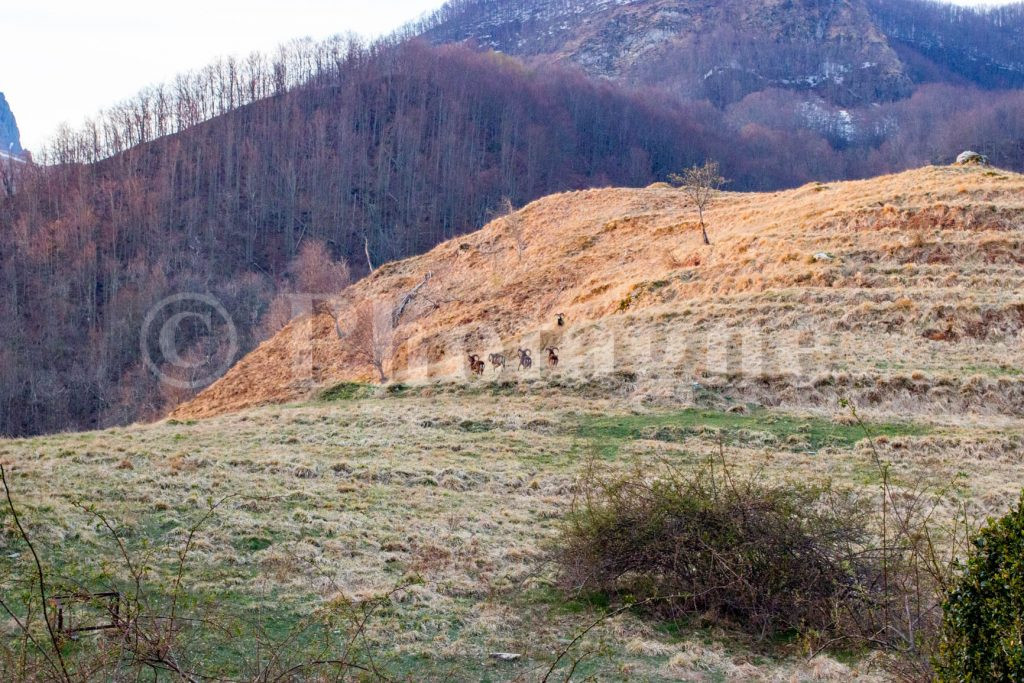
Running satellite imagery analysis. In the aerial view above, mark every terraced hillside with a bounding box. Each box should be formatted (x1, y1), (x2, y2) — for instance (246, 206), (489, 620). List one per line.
(175, 164), (1024, 422)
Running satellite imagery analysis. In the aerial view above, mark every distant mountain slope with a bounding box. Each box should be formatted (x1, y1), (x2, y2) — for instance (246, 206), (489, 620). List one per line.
(417, 0), (1024, 106)
(0, 92), (22, 155)
(867, 0), (1024, 90)
(175, 164), (1024, 421)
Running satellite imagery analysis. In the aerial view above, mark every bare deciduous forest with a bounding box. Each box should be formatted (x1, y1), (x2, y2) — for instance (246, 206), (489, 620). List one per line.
(1, 29), (1023, 436)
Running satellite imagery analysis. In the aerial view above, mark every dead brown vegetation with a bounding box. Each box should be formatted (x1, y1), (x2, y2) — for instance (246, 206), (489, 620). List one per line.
(175, 165), (1024, 421)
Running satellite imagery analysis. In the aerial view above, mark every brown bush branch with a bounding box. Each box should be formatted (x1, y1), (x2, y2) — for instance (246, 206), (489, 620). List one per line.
(0, 464), (72, 683)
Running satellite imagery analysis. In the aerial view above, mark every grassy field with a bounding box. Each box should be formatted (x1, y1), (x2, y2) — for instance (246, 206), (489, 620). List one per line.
(3, 383), (1023, 680)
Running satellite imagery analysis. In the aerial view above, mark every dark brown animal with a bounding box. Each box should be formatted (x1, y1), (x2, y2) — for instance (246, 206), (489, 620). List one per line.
(489, 353), (507, 372)
(556, 313), (565, 327)
(546, 347), (559, 368)
(468, 354), (485, 376)
(517, 349), (533, 370)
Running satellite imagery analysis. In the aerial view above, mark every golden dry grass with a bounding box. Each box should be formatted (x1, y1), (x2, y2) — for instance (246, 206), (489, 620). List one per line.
(174, 165), (1024, 422)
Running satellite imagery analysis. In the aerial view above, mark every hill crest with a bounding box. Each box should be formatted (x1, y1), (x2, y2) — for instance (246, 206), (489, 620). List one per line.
(174, 164), (1024, 421)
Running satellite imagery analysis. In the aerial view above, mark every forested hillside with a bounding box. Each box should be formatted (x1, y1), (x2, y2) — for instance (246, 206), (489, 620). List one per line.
(866, 0), (1024, 90)
(415, 0), (1024, 157)
(3, 3), (1024, 437)
(0, 39), (728, 436)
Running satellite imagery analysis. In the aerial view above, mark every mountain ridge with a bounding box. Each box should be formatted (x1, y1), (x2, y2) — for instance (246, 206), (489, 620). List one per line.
(417, 0), (1024, 106)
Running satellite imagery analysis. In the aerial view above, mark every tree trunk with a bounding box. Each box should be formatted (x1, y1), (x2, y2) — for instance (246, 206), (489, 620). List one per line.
(364, 234), (375, 273)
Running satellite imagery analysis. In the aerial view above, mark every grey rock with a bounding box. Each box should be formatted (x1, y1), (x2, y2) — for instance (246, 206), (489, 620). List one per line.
(956, 151), (989, 166)
(489, 652), (522, 662)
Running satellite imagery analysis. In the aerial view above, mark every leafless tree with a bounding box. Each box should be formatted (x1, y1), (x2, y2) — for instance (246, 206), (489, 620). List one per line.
(363, 232), (375, 274)
(501, 197), (527, 263)
(670, 160), (728, 246)
(336, 300), (395, 383)
(392, 271), (433, 327)
(260, 241), (351, 338)
(291, 241), (352, 295)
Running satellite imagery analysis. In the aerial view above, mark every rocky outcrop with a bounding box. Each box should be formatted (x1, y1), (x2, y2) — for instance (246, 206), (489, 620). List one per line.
(420, 0), (1023, 107)
(0, 92), (22, 155)
(421, 0), (913, 106)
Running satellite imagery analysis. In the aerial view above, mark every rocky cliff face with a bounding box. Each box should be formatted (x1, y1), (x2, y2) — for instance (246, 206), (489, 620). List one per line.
(420, 0), (1024, 106)
(0, 92), (23, 155)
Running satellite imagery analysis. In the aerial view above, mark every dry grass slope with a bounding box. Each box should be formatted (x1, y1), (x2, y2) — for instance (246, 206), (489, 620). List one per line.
(174, 165), (1024, 421)
(6, 392), (1024, 679)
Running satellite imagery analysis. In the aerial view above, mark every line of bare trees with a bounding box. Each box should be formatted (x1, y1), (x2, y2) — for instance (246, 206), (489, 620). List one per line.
(41, 34), (371, 166)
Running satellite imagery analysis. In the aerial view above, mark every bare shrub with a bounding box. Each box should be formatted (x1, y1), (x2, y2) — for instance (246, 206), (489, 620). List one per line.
(260, 290), (299, 338)
(555, 423), (971, 678)
(845, 403), (973, 680)
(557, 456), (875, 640)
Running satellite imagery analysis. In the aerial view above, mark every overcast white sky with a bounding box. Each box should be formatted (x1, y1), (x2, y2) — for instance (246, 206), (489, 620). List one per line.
(1, 0), (1015, 150)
